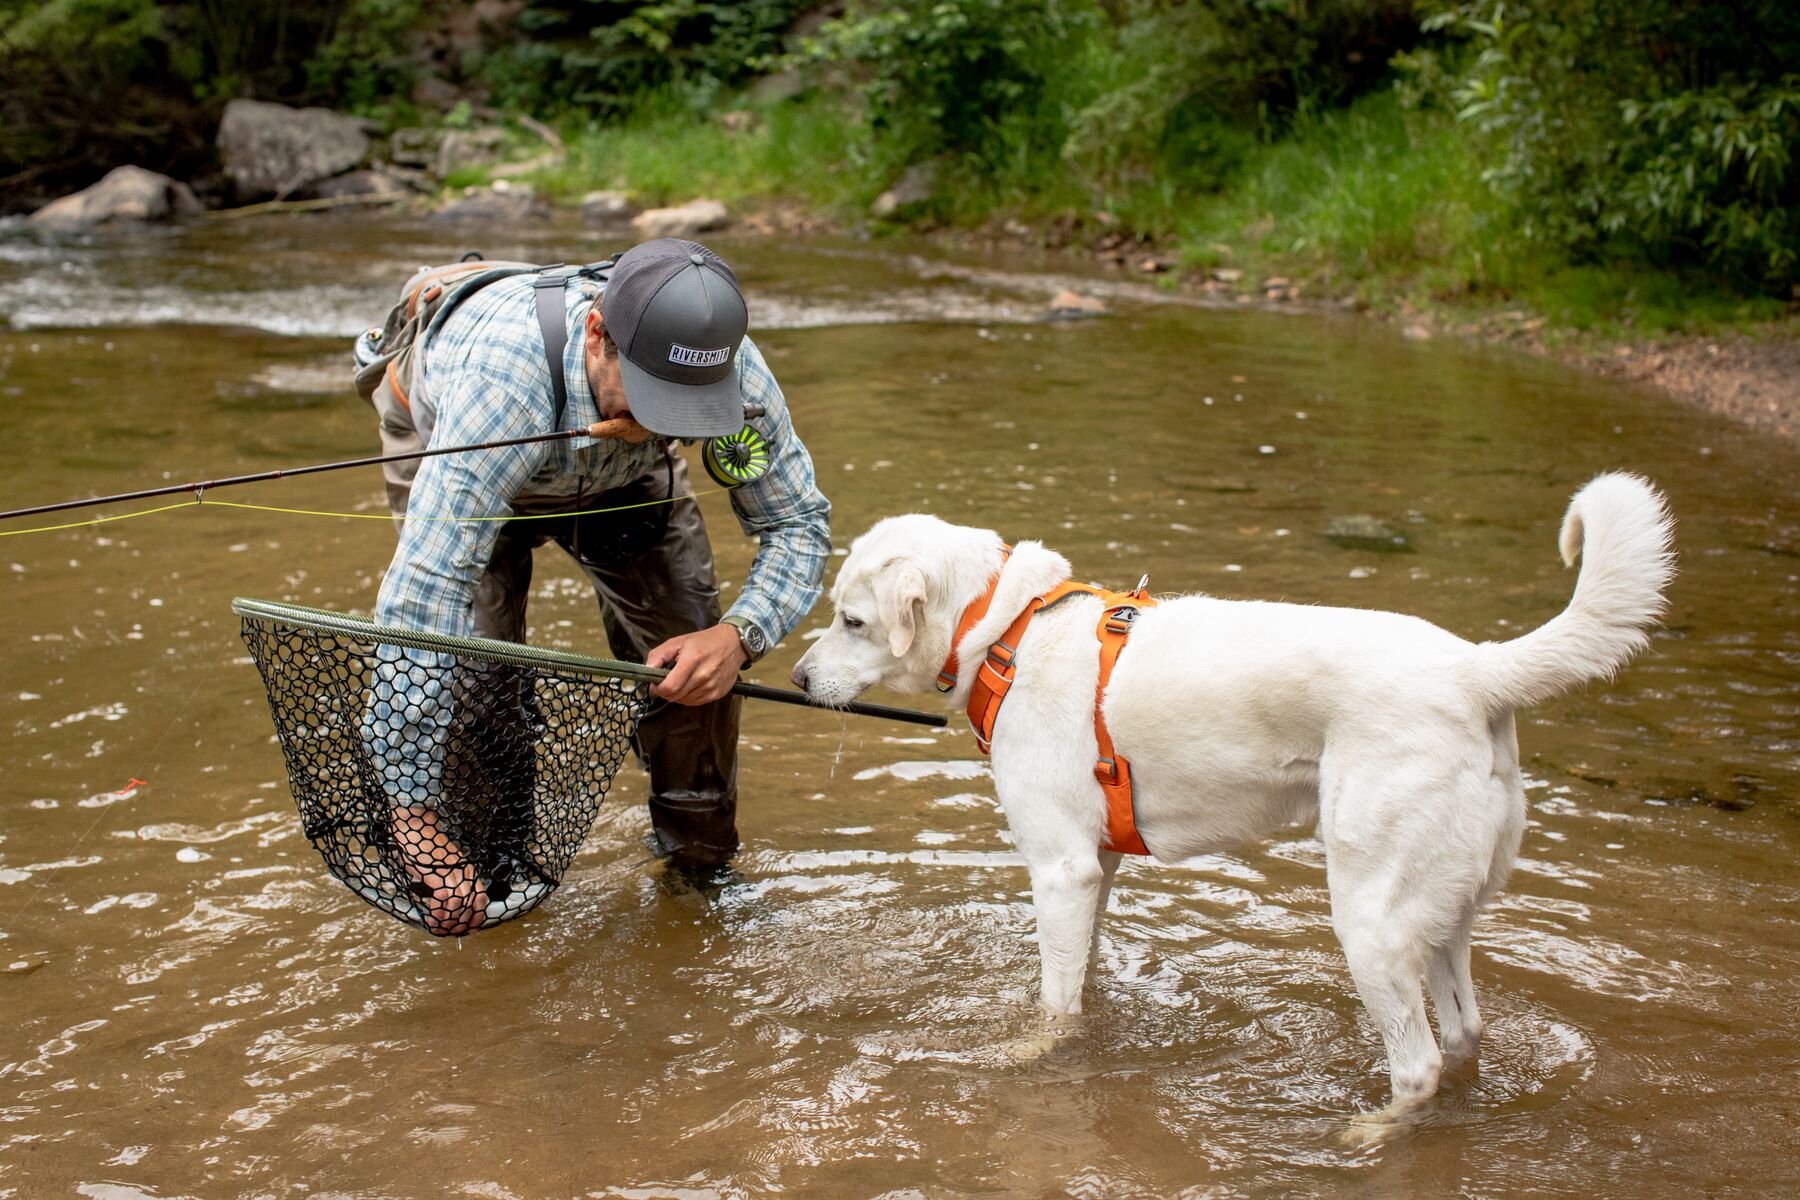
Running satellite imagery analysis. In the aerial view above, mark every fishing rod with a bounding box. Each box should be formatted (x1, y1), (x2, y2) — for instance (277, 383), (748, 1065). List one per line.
(0, 417), (660, 522)
(10, 412), (952, 727)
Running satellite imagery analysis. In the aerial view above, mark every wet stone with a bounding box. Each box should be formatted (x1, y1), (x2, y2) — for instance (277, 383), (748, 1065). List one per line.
(1046, 290), (1107, 320)
(1324, 514), (1412, 552)
(1640, 773), (1765, 811)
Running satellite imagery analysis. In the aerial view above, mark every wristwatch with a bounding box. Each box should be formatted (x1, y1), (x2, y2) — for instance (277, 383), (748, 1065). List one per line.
(721, 615), (768, 664)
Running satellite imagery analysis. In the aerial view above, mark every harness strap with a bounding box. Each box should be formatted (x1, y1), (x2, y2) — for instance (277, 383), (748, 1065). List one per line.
(1092, 601), (1149, 856)
(941, 554), (1157, 857)
(936, 545), (1012, 692)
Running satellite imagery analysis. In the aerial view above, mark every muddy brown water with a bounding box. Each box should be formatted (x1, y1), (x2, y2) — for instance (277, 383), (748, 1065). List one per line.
(1, 213), (1796, 1199)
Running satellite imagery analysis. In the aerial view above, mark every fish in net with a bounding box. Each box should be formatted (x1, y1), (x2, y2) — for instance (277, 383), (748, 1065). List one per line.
(235, 598), (651, 936)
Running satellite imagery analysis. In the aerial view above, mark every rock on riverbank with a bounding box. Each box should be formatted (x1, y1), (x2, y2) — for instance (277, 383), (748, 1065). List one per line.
(217, 99), (371, 200)
(28, 166), (201, 231)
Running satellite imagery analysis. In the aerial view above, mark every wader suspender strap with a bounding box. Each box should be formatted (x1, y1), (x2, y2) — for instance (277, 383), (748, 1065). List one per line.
(939, 554), (1157, 857)
(534, 270), (573, 429)
(532, 255), (619, 431)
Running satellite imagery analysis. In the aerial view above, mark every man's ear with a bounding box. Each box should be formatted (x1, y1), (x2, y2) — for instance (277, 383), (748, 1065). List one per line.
(876, 561), (929, 658)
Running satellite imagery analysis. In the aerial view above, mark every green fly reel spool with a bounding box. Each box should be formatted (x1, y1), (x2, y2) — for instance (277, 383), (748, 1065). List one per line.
(702, 426), (773, 488)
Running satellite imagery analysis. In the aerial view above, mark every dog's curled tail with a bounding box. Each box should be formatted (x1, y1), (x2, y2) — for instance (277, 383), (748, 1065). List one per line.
(1475, 472), (1676, 711)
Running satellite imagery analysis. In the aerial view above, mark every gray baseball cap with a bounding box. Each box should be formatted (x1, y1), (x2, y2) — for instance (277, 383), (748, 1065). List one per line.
(600, 238), (748, 438)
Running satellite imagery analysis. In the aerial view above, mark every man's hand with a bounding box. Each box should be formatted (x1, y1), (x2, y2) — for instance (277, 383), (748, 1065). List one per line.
(647, 624), (748, 706)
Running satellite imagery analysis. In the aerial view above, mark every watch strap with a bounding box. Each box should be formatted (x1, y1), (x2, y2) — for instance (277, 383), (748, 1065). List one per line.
(720, 615), (767, 664)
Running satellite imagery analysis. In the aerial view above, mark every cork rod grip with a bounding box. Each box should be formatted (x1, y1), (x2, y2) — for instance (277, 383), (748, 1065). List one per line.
(584, 418), (657, 444)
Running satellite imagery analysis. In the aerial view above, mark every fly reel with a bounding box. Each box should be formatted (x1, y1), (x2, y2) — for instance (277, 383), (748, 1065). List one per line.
(702, 426), (773, 488)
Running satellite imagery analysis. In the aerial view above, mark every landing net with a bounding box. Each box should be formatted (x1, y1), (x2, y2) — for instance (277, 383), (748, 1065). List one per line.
(234, 598), (653, 937)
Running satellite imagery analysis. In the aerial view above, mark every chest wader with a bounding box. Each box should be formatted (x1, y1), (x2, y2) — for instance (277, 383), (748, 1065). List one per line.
(372, 270), (742, 872)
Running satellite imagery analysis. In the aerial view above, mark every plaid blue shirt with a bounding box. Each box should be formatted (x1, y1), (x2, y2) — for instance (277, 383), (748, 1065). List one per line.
(376, 273), (831, 646)
(364, 273), (830, 807)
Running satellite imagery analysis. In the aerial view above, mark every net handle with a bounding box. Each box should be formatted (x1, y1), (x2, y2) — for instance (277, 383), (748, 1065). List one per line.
(231, 597), (948, 728)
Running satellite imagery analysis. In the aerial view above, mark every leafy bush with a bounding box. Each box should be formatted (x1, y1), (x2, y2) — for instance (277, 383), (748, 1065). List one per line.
(0, 0), (399, 206)
(1, 0), (202, 197)
(1429, 0), (1800, 286)
(796, 0), (1099, 184)
(476, 1), (808, 118)
(799, 0), (1424, 210)
(306, 0), (429, 115)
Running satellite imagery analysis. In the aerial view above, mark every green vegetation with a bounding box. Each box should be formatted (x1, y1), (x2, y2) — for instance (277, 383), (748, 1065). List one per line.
(3, 0), (1795, 339)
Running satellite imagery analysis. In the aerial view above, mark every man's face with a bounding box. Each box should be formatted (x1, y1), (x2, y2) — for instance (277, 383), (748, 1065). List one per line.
(584, 307), (631, 422)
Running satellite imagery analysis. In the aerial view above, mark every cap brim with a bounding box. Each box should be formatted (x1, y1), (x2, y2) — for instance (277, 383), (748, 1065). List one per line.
(616, 353), (745, 438)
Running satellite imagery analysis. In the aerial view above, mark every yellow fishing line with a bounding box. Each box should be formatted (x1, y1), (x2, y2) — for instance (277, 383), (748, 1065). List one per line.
(0, 489), (724, 539)
(0, 501), (197, 538)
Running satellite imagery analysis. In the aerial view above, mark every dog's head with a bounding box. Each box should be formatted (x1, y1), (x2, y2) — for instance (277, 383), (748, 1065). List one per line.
(791, 514), (1004, 706)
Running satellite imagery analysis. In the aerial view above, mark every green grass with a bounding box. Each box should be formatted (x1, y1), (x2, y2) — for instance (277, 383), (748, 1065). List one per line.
(490, 87), (1785, 341)
(523, 96), (866, 212)
(1161, 93), (1787, 337)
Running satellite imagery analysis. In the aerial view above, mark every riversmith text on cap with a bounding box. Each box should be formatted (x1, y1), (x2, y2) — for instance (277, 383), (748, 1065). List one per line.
(600, 238), (749, 439)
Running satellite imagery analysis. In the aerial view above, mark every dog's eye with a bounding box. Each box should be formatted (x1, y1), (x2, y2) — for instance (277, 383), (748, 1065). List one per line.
(842, 615), (864, 630)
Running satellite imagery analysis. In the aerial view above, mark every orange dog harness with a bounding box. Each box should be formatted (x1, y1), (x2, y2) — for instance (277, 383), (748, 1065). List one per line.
(938, 555), (1157, 856)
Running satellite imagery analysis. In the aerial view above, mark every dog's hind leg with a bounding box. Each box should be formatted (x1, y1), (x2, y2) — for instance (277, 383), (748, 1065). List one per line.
(1339, 927), (1441, 1108)
(1027, 851), (1109, 1015)
(1329, 873), (1443, 1108)
(1426, 913), (1483, 1062)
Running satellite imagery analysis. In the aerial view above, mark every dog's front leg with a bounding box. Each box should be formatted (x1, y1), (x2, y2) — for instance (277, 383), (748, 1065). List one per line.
(1027, 851), (1109, 1015)
(1092, 849), (1123, 960)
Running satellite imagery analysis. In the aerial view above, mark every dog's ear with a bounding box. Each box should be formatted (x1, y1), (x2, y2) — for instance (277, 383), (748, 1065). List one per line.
(876, 560), (929, 658)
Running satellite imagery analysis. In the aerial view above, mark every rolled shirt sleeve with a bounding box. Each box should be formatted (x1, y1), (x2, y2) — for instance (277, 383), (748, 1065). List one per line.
(721, 337), (831, 648)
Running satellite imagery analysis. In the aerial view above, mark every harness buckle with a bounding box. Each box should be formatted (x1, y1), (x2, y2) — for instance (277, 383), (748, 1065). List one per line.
(1103, 606), (1139, 636)
(1094, 756), (1120, 786)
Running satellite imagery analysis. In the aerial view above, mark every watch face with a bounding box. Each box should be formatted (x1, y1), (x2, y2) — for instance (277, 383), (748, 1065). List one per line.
(743, 625), (768, 654)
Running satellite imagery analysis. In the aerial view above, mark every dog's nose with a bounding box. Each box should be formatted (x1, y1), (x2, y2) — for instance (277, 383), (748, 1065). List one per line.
(789, 665), (809, 692)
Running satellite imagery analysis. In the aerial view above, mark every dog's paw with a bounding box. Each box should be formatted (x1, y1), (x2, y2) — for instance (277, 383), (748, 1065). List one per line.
(1338, 1097), (1433, 1148)
(998, 1014), (1081, 1064)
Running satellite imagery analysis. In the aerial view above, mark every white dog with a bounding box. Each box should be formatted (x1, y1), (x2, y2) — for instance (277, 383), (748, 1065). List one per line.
(791, 473), (1674, 1107)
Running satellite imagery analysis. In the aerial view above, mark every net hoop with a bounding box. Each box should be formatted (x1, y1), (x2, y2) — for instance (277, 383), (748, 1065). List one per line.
(233, 597), (674, 684)
(235, 597), (652, 937)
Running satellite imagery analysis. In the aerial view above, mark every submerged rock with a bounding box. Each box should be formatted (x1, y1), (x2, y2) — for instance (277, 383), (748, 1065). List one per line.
(631, 198), (730, 239)
(1324, 514), (1411, 551)
(1046, 290), (1108, 319)
(29, 166), (201, 231)
(218, 99), (370, 199)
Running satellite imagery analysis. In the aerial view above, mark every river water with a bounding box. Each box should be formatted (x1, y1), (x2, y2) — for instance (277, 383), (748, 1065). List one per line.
(1, 212), (1796, 1199)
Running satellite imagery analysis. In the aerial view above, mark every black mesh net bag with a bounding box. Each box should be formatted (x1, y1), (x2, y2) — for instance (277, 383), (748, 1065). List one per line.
(234, 598), (652, 936)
